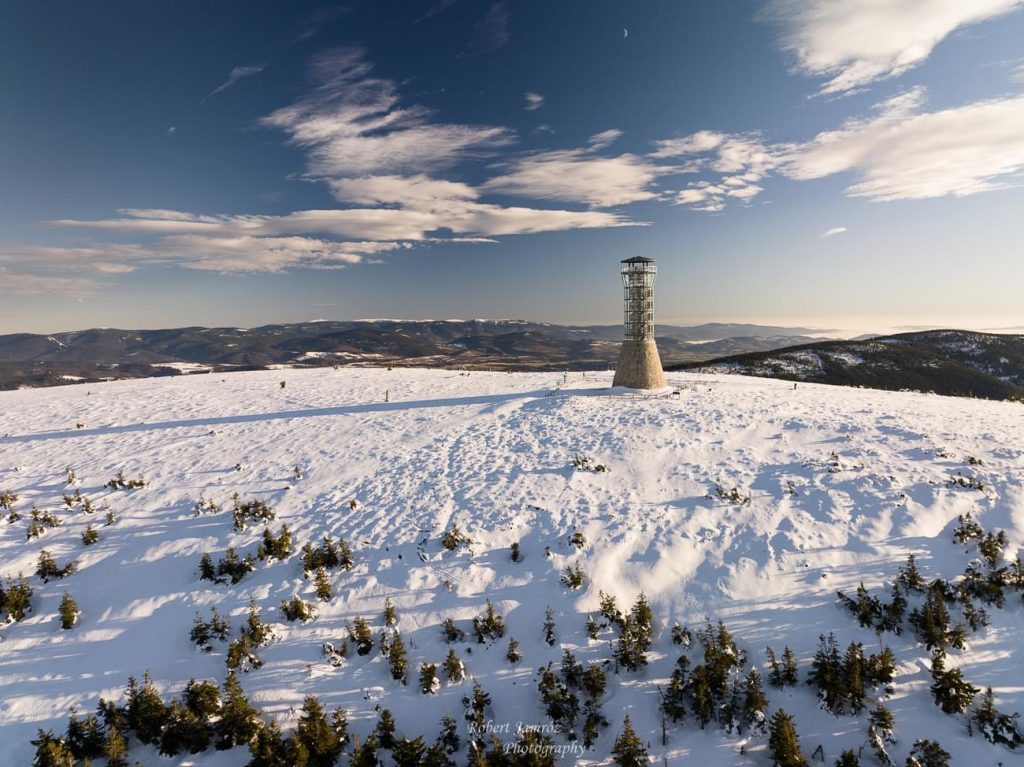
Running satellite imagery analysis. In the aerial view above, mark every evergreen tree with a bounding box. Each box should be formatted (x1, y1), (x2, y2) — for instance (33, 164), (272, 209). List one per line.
(661, 668), (687, 723)
(807, 633), (845, 714)
(689, 665), (714, 729)
(543, 607), (556, 646)
(421, 662), (440, 694)
(314, 567), (332, 601)
(843, 642), (867, 713)
(247, 720), (290, 767)
(349, 735), (379, 767)
(970, 687), (1024, 748)
(766, 646), (784, 688)
(30, 729), (75, 767)
(441, 616), (466, 643)
(217, 672), (262, 749)
(384, 596), (397, 627)
(506, 637), (522, 663)
(781, 646), (799, 686)
(906, 739), (951, 767)
(929, 652), (978, 714)
(338, 536), (354, 570)
(868, 704), (896, 767)
(159, 700), (211, 755)
(768, 709), (808, 767)
(58, 592), (79, 630)
(184, 679), (221, 720)
(835, 750), (859, 767)
(389, 633), (408, 683)
(293, 695), (343, 767)
(393, 736), (427, 767)
(463, 682), (491, 733)
(375, 709), (397, 750)
(102, 721), (129, 767)
(349, 617), (373, 655)
(437, 714), (460, 755)
(126, 671), (169, 745)
(897, 554), (926, 592)
(82, 524), (99, 545)
(444, 649), (465, 683)
(472, 599), (506, 642)
(191, 610), (212, 650)
(65, 707), (105, 761)
(741, 668), (768, 734)
(610, 715), (648, 767)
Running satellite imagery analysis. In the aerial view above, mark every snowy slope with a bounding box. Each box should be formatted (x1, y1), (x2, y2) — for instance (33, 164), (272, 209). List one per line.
(0, 368), (1022, 766)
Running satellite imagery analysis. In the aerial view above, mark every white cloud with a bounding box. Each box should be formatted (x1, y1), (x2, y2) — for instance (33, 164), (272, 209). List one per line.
(524, 92), (544, 111)
(659, 87), (1024, 210)
(781, 88), (1024, 201)
(261, 48), (513, 178)
(655, 132), (775, 210)
(482, 130), (678, 208)
(1012, 64), (1024, 84)
(766, 0), (1024, 95)
(822, 226), (847, 237)
(205, 64), (266, 100)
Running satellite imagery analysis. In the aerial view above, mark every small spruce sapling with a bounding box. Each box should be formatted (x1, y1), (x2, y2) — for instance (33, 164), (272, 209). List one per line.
(59, 592), (79, 630)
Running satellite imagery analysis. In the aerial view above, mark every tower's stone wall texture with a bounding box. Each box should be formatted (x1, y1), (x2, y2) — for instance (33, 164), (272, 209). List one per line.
(613, 338), (666, 389)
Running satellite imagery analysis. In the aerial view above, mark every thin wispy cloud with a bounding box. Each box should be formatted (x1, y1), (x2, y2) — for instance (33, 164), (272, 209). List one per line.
(415, 0), (459, 24)
(822, 227), (847, 237)
(524, 92), (544, 111)
(460, 2), (510, 57)
(483, 131), (676, 208)
(766, 0), (1024, 95)
(261, 48), (513, 178)
(204, 64), (266, 101)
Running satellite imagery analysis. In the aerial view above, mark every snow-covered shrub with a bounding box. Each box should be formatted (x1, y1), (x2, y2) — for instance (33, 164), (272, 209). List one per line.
(36, 550), (77, 582)
(105, 470), (146, 490)
(349, 617), (373, 655)
(572, 453), (607, 472)
(419, 663), (439, 694)
(441, 525), (471, 551)
(443, 649), (464, 683)
(561, 563), (587, 589)
(472, 599), (505, 642)
(59, 592), (79, 629)
(441, 616), (465, 643)
(281, 596), (316, 623)
(970, 687), (1023, 749)
(231, 494), (274, 531)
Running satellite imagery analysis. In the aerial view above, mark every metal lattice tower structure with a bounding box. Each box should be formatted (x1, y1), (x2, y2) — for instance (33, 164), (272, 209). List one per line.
(613, 256), (666, 389)
(621, 256), (656, 340)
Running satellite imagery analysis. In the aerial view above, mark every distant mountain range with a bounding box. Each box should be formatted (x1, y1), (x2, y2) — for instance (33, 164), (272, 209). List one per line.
(0, 320), (822, 390)
(671, 330), (1024, 401)
(5, 322), (1021, 401)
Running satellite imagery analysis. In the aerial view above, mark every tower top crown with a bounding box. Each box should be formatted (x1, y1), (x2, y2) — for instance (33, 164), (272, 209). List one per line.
(621, 256), (655, 265)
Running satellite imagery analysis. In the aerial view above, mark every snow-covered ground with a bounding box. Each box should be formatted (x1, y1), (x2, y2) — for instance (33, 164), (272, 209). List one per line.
(0, 368), (1021, 765)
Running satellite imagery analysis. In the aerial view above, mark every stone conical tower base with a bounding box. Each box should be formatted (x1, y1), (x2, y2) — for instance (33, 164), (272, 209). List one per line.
(613, 338), (666, 389)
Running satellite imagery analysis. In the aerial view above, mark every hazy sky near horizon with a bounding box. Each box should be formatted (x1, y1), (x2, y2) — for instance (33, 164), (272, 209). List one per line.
(2, 0), (1023, 335)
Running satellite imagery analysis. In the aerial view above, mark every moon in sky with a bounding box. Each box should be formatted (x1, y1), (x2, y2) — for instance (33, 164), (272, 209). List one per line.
(623, 27), (628, 38)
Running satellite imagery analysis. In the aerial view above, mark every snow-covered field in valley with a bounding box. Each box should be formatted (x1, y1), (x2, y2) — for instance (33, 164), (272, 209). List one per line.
(1, 368), (1022, 766)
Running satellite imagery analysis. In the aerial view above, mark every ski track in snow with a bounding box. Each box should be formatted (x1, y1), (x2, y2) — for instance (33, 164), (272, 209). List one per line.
(0, 368), (1022, 765)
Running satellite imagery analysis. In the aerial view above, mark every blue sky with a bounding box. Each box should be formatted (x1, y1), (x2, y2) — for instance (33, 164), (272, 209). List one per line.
(2, 0), (1023, 334)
